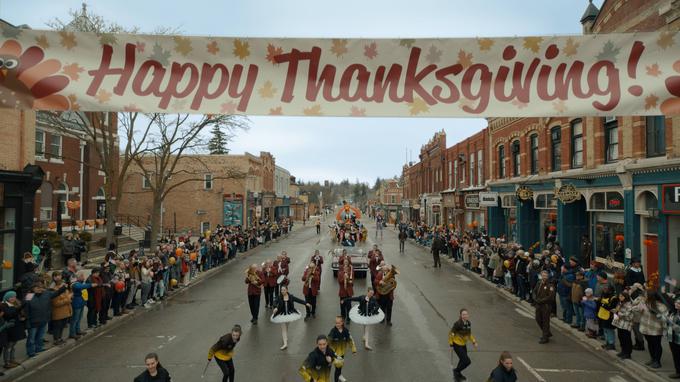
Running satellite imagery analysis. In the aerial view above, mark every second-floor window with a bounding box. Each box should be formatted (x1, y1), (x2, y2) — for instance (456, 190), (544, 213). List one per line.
(448, 160), (452, 189)
(498, 145), (505, 178)
(50, 134), (62, 159)
(35, 130), (45, 158)
(142, 175), (151, 189)
(454, 159), (458, 189)
(571, 119), (583, 168)
(469, 153), (475, 186)
(461, 157), (466, 184)
(477, 150), (483, 186)
(204, 174), (213, 190)
(390, 195), (396, 204)
(550, 127), (561, 171)
(604, 117), (619, 163)
(530, 134), (538, 174)
(512, 140), (520, 177)
(646, 116), (665, 157)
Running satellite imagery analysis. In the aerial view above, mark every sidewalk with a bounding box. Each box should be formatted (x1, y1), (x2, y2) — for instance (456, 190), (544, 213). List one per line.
(1, 227), (305, 382)
(397, 229), (673, 382)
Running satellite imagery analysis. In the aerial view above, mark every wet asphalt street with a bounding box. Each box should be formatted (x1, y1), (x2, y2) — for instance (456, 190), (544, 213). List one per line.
(15, 223), (641, 382)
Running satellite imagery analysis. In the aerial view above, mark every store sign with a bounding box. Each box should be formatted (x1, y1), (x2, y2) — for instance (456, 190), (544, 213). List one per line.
(662, 184), (680, 214)
(479, 192), (499, 207)
(516, 185), (533, 201)
(255, 205), (262, 218)
(465, 194), (480, 209)
(0, 28), (676, 117)
(555, 184), (581, 204)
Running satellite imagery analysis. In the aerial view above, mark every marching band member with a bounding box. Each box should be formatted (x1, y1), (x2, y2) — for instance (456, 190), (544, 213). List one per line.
(263, 260), (278, 309)
(338, 249), (350, 268)
(245, 264), (264, 324)
(338, 260), (354, 325)
(345, 287), (384, 350)
(368, 245), (384, 289)
(303, 262), (321, 320)
(311, 249), (324, 278)
(271, 285), (311, 350)
(299, 334), (338, 382)
(273, 253), (290, 297)
(328, 316), (357, 382)
(375, 264), (396, 326)
(207, 324), (242, 382)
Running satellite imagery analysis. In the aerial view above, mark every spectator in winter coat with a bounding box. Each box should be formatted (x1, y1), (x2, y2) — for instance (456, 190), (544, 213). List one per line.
(557, 260), (577, 325)
(638, 291), (669, 369)
(594, 272), (613, 298)
(571, 271), (587, 330)
(613, 291), (635, 360)
(25, 281), (67, 357)
(582, 288), (599, 338)
(71, 271), (95, 339)
(1, 291), (25, 368)
(61, 233), (77, 263)
(598, 286), (618, 351)
(624, 258), (646, 288)
(49, 272), (72, 345)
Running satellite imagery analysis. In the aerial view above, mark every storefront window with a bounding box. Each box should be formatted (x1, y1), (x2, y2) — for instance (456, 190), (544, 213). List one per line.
(590, 191), (623, 211)
(0, 208), (16, 288)
(504, 207), (517, 242)
(594, 212), (625, 264)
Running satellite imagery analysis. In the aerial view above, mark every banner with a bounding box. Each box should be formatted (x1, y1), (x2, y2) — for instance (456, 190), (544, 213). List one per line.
(0, 26), (679, 117)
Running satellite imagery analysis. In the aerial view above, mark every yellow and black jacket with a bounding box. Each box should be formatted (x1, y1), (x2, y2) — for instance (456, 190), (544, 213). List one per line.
(208, 334), (239, 361)
(299, 347), (337, 382)
(448, 319), (476, 347)
(327, 327), (357, 358)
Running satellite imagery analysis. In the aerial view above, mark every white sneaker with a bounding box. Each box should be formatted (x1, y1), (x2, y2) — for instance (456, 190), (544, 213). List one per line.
(339, 375), (347, 382)
(144, 302), (152, 308)
(148, 299), (155, 304)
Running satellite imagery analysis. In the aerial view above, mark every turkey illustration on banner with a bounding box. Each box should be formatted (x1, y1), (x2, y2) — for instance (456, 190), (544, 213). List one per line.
(0, 26), (679, 117)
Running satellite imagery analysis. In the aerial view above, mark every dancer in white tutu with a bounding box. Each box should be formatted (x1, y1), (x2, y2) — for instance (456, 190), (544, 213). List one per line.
(271, 285), (311, 350)
(344, 287), (384, 350)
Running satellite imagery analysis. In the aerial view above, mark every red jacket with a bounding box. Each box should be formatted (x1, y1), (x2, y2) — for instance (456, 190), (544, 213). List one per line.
(375, 271), (394, 300)
(273, 260), (290, 286)
(311, 254), (324, 274)
(263, 266), (278, 287)
(368, 250), (384, 276)
(302, 268), (321, 296)
(245, 271), (264, 296)
(337, 267), (354, 298)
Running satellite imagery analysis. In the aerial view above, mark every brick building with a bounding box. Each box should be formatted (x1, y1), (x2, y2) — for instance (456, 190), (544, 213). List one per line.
(118, 152), (292, 234)
(377, 178), (403, 224)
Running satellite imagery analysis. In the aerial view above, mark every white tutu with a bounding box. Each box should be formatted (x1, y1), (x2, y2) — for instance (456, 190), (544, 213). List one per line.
(270, 311), (303, 324)
(348, 305), (384, 325)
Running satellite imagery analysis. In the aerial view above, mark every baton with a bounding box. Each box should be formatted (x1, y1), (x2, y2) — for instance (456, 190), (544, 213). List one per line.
(201, 359), (211, 378)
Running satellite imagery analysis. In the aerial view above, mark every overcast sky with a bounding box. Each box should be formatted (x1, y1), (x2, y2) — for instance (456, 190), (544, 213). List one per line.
(2, 0), (603, 183)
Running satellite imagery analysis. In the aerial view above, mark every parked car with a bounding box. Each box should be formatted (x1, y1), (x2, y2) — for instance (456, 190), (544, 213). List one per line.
(330, 247), (368, 278)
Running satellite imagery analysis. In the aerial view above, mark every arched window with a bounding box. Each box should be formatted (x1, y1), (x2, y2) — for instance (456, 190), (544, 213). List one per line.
(498, 145), (505, 178)
(512, 140), (520, 177)
(54, 182), (69, 217)
(529, 134), (539, 174)
(551, 126), (561, 171)
(39, 182), (53, 220)
(96, 187), (105, 198)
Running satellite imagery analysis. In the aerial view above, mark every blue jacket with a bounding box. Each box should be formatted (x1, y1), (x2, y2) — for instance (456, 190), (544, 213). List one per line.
(582, 299), (597, 320)
(557, 268), (576, 297)
(71, 282), (92, 309)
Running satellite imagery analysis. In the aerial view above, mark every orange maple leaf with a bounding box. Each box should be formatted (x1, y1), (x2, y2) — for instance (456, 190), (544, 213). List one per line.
(269, 106), (283, 115)
(258, 81), (276, 98)
(645, 94), (659, 110)
(220, 102), (237, 114)
(206, 41), (219, 55)
(563, 37), (579, 57)
(123, 103), (141, 112)
(457, 50), (473, 69)
(266, 44), (283, 64)
(364, 42), (378, 59)
(174, 37), (192, 56)
(408, 97), (430, 115)
(62, 63), (84, 81)
(95, 89), (112, 104)
(658, 31), (676, 49)
(233, 39), (250, 60)
(350, 106), (366, 116)
(523, 37), (543, 53)
(477, 38), (494, 51)
(59, 31), (77, 50)
(303, 104), (323, 116)
(331, 39), (348, 57)
(552, 100), (567, 113)
(67, 94), (80, 111)
(35, 35), (49, 49)
(646, 63), (662, 77)
(511, 99), (528, 109)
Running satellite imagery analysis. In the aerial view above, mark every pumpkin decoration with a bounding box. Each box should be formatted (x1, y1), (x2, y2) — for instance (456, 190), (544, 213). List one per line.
(2, 260), (12, 269)
(615, 234), (624, 242)
(548, 225), (557, 232)
(644, 239), (653, 246)
(175, 248), (183, 256)
(189, 252), (197, 262)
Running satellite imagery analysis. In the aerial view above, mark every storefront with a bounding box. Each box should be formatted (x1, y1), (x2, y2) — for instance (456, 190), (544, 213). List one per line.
(589, 190), (626, 267)
(463, 193), (485, 231)
(662, 183), (680, 280)
(500, 194), (517, 242)
(535, 193), (558, 247)
(441, 190), (456, 227)
(421, 193), (442, 227)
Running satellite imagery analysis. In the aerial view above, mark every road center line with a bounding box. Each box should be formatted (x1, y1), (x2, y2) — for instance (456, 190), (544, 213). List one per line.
(516, 356), (547, 382)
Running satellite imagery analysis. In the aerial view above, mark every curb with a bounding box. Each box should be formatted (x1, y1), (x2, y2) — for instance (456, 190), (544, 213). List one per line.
(3, 229), (303, 382)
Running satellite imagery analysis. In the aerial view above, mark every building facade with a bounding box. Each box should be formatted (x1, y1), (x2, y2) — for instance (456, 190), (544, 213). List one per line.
(377, 178), (403, 224)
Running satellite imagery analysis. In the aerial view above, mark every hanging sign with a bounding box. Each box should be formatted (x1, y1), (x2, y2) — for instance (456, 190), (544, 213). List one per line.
(555, 184), (581, 204)
(515, 185), (534, 201)
(1, 25), (679, 116)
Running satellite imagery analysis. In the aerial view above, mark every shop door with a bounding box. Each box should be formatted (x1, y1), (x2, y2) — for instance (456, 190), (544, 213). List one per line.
(644, 234), (659, 279)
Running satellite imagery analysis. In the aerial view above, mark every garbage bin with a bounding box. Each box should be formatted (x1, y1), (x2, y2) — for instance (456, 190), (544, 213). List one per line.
(143, 229), (151, 248)
(114, 224), (123, 236)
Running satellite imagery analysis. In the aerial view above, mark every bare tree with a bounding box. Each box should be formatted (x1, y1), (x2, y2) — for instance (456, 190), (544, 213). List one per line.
(131, 114), (248, 249)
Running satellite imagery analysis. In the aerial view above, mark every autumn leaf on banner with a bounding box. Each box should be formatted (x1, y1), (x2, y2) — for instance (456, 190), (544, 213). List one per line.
(95, 89), (112, 104)
(123, 103), (141, 112)
(266, 44), (283, 64)
(331, 39), (348, 57)
(477, 38), (494, 51)
(304, 104), (323, 116)
(258, 81), (277, 98)
(207, 41), (219, 55)
(174, 36), (193, 56)
(99, 33), (117, 46)
(458, 97), (475, 111)
(136, 42), (146, 53)
(645, 94), (659, 110)
(658, 31), (676, 49)
(62, 63), (84, 81)
(172, 100), (187, 110)
(563, 37), (579, 57)
(457, 50), (473, 69)
(553, 100), (567, 113)
(523, 37), (543, 53)
(67, 94), (80, 111)
(269, 106), (283, 115)
(35, 35), (49, 49)
(425, 45), (442, 64)
(0, 24), (21, 38)
(350, 106), (366, 116)
(596, 41), (620, 62)
(150, 43), (171, 66)
(408, 97), (430, 115)
(364, 42), (378, 59)
(646, 63), (662, 77)
(511, 99), (528, 109)
(233, 39), (250, 60)
(399, 39), (416, 48)
(220, 102), (237, 114)
(59, 31), (77, 50)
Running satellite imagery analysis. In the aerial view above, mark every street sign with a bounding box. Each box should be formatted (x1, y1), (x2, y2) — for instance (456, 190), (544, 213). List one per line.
(464, 194), (480, 209)
(479, 192), (498, 207)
